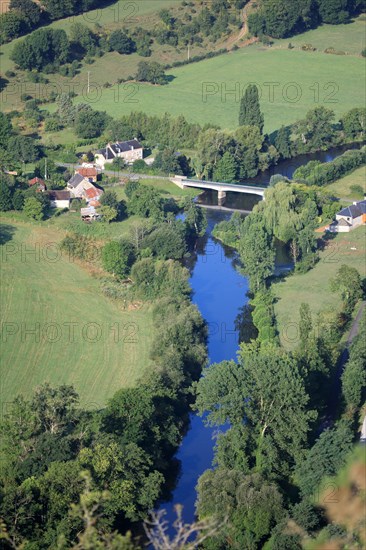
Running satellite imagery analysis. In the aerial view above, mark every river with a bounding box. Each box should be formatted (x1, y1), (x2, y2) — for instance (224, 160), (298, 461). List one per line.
(156, 142), (361, 530)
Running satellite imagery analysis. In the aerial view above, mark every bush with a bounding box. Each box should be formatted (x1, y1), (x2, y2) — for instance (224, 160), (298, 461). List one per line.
(102, 240), (135, 278)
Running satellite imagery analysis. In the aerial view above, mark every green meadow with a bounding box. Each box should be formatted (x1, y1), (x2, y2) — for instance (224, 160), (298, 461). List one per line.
(0, 221), (154, 407)
(73, 46), (364, 133)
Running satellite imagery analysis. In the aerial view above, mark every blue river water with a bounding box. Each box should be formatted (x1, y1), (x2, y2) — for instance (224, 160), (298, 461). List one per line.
(158, 209), (249, 526)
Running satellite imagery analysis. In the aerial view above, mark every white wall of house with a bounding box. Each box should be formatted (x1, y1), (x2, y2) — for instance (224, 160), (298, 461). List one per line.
(50, 200), (70, 209)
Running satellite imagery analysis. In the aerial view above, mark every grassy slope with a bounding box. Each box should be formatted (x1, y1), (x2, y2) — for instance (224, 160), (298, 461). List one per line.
(325, 166), (366, 200)
(273, 16), (366, 54)
(273, 227), (366, 349)
(0, 221), (153, 408)
(72, 46), (363, 132)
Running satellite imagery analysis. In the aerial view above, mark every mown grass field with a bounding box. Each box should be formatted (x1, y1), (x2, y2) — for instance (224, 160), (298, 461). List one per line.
(0, 220), (154, 407)
(68, 46), (363, 133)
(273, 226), (366, 349)
(273, 16), (366, 54)
(325, 166), (366, 200)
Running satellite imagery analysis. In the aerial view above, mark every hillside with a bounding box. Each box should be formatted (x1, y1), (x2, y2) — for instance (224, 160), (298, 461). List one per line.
(0, 220), (154, 407)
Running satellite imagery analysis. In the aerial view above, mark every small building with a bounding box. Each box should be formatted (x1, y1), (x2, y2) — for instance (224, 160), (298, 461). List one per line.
(95, 139), (143, 168)
(81, 206), (101, 222)
(328, 200), (366, 232)
(28, 177), (46, 192)
(75, 166), (98, 183)
(48, 190), (71, 209)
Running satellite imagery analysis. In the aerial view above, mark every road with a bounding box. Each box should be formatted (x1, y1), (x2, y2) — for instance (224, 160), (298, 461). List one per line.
(55, 162), (170, 180)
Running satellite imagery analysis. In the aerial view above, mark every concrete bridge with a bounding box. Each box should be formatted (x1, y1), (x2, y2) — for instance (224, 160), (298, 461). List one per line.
(171, 176), (266, 205)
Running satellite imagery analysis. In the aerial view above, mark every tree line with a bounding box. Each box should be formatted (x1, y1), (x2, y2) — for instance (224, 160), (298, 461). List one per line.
(248, 0), (365, 39)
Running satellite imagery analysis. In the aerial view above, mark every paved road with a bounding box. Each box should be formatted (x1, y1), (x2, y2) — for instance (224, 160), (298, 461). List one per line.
(55, 162), (169, 180)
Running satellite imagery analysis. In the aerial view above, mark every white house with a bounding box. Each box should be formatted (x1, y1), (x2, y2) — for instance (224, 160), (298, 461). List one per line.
(48, 190), (71, 209)
(328, 199), (366, 233)
(95, 139), (143, 168)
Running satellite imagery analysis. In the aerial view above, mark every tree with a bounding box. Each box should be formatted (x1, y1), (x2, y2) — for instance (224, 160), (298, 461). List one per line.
(9, 0), (42, 26)
(70, 22), (97, 54)
(142, 223), (187, 260)
(341, 107), (366, 138)
(295, 107), (336, 151)
(238, 216), (275, 291)
(23, 196), (44, 220)
(75, 107), (109, 139)
(0, 12), (26, 43)
(318, 0), (351, 24)
(341, 312), (366, 409)
(100, 190), (119, 210)
(196, 470), (285, 549)
(11, 28), (70, 70)
(100, 205), (118, 224)
(195, 346), (316, 473)
(239, 84), (264, 132)
(136, 61), (167, 85)
(7, 135), (39, 164)
(295, 420), (354, 498)
(127, 185), (163, 220)
(0, 113), (13, 148)
(274, 125), (292, 159)
(330, 264), (363, 316)
(109, 30), (135, 54)
(0, 179), (13, 211)
(102, 240), (135, 278)
(153, 148), (184, 175)
(213, 151), (237, 182)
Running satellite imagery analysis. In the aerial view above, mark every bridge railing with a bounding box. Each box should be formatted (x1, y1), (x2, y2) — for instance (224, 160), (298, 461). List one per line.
(183, 178), (266, 191)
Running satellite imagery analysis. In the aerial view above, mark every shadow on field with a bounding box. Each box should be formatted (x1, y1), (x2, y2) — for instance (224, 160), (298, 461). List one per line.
(0, 224), (16, 246)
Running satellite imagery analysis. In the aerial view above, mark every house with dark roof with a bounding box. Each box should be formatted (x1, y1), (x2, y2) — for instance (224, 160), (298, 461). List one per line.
(328, 199), (366, 232)
(48, 190), (71, 209)
(95, 139), (143, 168)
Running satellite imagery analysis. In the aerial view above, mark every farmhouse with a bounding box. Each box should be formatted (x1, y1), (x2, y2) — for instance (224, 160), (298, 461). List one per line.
(48, 190), (71, 209)
(328, 199), (366, 232)
(95, 140), (143, 168)
(67, 174), (103, 204)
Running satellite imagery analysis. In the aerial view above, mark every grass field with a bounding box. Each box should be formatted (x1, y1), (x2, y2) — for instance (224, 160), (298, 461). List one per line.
(273, 16), (366, 54)
(325, 166), (366, 200)
(0, 221), (154, 408)
(66, 46), (364, 133)
(273, 226), (366, 349)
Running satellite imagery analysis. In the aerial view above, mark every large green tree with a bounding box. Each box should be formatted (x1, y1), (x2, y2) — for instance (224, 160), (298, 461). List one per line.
(238, 215), (275, 291)
(101, 240), (135, 278)
(195, 346), (316, 472)
(238, 85), (264, 133)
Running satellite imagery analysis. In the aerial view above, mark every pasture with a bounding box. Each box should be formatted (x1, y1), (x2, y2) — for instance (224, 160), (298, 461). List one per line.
(273, 226), (366, 349)
(325, 166), (366, 200)
(79, 47), (364, 132)
(0, 221), (154, 407)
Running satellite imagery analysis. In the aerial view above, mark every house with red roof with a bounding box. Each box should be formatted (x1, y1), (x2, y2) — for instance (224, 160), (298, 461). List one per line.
(28, 177), (46, 192)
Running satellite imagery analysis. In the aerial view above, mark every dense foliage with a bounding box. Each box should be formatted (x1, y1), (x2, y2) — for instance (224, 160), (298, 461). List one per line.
(248, 0), (364, 38)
